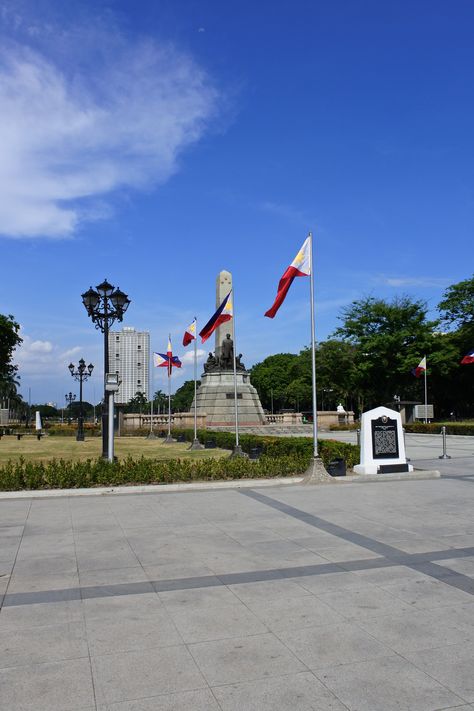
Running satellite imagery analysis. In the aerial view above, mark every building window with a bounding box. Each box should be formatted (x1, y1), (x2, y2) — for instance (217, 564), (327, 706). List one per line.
(137, 380), (141, 385)
(116, 336), (120, 341)
(137, 363), (141, 367)
(115, 354), (119, 358)
(137, 345), (141, 350)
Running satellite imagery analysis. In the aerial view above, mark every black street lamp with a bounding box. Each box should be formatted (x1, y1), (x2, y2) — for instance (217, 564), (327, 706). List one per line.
(81, 280), (130, 458)
(68, 359), (94, 441)
(65, 392), (76, 424)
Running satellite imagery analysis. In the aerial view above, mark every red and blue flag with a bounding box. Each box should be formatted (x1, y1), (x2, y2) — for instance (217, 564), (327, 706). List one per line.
(461, 349), (474, 365)
(153, 336), (182, 376)
(199, 291), (233, 343)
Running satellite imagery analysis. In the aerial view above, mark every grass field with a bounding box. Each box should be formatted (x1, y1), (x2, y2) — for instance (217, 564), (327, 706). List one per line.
(0, 435), (228, 464)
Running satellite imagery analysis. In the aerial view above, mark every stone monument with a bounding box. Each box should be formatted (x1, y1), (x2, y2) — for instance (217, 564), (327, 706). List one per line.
(354, 405), (413, 475)
(191, 271), (266, 426)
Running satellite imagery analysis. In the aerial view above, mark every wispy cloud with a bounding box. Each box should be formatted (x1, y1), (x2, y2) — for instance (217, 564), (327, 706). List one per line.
(376, 276), (451, 288)
(0, 18), (219, 239)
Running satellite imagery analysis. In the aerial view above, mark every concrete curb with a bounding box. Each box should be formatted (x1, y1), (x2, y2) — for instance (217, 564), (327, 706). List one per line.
(0, 469), (442, 499)
(341, 469), (441, 483)
(0, 477), (305, 499)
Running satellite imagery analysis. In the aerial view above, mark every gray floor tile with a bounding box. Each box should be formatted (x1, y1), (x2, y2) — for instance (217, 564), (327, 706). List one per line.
(189, 633), (306, 685)
(315, 655), (464, 711)
(97, 688), (220, 710)
(0, 620), (88, 668)
(212, 671), (348, 710)
(277, 621), (392, 668)
(92, 645), (206, 705)
(228, 578), (310, 603)
(316, 585), (413, 620)
(0, 658), (95, 711)
(404, 642), (474, 702)
(158, 584), (239, 610)
(85, 608), (182, 654)
(82, 591), (163, 619)
(382, 576), (474, 609)
(246, 593), (346, 632)
(0, 599), (84, 629)
(355, 608), (474, 653)
(169, 601), (267, 643)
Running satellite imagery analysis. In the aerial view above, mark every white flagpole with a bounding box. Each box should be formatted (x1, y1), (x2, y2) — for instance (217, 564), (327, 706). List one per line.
(309, 232), (319, 458)
(230, 288), (243, 457)
(147, 350), (156, 439)
(194, 318), (198, 441)
(164, 334), (174, 443)
(424, 356), (428, 424)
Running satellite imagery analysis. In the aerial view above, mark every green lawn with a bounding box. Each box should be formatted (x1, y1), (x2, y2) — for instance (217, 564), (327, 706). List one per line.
(0, 435), (228, 464)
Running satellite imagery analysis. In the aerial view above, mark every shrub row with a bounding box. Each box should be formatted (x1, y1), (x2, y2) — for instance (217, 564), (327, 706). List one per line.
(46, 424), (101, 437)
(403, 422), (474, 435)
(0, 454), (310, 491)
(168, 428), (360, 469)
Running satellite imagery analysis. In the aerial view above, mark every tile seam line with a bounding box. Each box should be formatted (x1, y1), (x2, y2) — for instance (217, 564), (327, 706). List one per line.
(239, 489), (474, 597)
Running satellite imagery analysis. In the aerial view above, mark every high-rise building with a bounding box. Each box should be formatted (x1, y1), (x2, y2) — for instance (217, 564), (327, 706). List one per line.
(108, 327), (150, 404)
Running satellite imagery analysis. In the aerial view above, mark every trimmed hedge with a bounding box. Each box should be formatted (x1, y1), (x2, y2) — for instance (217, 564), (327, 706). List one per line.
(0, 454), (310, 491)
(46, 424), (101, 437)
(0, 430), (360, 491)
(403, 422), (474, 435)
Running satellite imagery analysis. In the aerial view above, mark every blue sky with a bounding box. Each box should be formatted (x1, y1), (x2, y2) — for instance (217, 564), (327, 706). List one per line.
(1, 0), (473, 405)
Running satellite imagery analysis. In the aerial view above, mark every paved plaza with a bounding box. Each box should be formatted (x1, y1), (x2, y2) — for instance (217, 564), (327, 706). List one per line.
(1, 435), (474, 710)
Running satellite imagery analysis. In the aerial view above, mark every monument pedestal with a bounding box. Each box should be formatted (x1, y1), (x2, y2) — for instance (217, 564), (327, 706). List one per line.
(191, 370), (266, 426)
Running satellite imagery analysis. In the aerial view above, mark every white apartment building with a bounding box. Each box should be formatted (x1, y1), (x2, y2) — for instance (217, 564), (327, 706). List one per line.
(108, 327), (150, 404)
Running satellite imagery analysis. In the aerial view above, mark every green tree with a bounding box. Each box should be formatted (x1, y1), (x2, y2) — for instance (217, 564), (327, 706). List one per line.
(438, 275), (474, 416)
(250, 353), (299, 411)
(438, 274), (474, 328)
(31, 404), (59, 419)
(0, 314), (22, 401)
(334, 296), (438, 411)
(124, 392), (148, 413)
(172, 380), (200, 412)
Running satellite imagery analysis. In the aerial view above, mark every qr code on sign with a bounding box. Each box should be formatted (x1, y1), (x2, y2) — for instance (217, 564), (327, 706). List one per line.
(374, 430), (396, 455)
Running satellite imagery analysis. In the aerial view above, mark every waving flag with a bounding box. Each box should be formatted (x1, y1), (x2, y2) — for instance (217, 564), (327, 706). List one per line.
(412, 356), (427, 378)
(461, 349), (474, 365)
(199, 291), (233, 343)
(153, 337), (182, 376)
(264, 236), (311, 318)
(183, 319), (197, 347)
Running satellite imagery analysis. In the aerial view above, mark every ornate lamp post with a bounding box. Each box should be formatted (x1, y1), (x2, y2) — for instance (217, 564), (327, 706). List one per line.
(68, 359), (94, 441)
(81, 280), (130, 458)
(65, 392), (76, 424)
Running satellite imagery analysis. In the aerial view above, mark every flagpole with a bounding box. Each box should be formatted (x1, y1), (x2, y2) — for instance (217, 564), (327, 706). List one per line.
(309, 232), (319, 458)
(189, 318), (204, 450)
(147, 350), (156, 439)
(230, 288), (244, 457)
(164, 334), (174, 444)
(303, 231), (331, 482)
(424, 355), (428, 424)
(194, 318), (198, 440)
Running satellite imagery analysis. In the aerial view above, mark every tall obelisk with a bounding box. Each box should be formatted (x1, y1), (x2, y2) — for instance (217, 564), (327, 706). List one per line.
(215, 270), (234, 363)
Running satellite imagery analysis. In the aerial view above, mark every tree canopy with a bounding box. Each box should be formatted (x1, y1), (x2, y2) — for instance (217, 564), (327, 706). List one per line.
(0, 314), (22, 400)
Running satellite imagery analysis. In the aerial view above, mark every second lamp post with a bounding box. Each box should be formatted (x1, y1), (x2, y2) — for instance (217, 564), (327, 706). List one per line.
(68, 359), (94, 441)
(81, 280), (130, 458)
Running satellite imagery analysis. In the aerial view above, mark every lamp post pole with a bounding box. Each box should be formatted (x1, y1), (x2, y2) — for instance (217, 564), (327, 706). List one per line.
(68, 359), (94, 441)
(81, 280), (130, 459)
(65, 392), (76, 425)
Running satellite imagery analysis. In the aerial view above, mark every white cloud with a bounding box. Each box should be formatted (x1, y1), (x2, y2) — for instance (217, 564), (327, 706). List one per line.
(28, 339), (53, 353)
(0, 33), (218, 238)
(180, 348), (206, 365)
(14, 331), (82, 375)
(378, 276), (450, 288)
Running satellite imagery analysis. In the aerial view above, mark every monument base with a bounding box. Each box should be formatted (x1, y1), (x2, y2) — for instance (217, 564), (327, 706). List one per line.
(354, 463), (414, 475)
(191, 370), (266, 426)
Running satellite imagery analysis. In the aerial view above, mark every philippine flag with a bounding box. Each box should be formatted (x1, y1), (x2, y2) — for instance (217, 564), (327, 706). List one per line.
(461, 349), (474, 365)
(153, 337), (182, 376)
(183, 319), (197, 347)
(199, 291), (233, 343)
(412, 356), (427, 377)
(264, 236), (311, 318)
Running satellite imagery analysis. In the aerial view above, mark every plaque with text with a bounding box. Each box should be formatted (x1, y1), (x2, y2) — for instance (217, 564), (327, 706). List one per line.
(371, 416), (399, 460)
